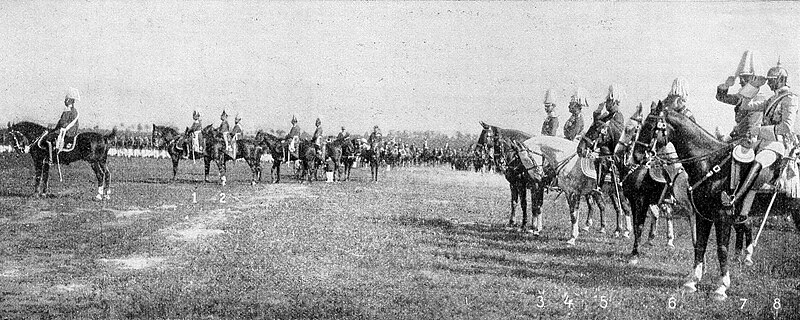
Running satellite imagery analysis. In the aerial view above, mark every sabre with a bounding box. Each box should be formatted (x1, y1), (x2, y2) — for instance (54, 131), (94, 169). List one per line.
(56, 152), (63, 182)
(753, 148), (797, 250)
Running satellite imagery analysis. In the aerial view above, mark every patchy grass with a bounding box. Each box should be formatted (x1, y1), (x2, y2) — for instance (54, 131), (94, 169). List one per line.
(0, 153), (798, 319)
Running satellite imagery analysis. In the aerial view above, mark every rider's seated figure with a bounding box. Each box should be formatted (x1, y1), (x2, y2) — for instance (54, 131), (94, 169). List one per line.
(313, 118), (324, 156)
(541, 89), (559, 137)
(563, 91), (585, 141)
(45, 87), (80, 163)
(218, 110), (231, 152)
(718, 50), (764, 141)
(285, 115), (302, 159)
(593, 84), (626, 193)
(368, 125), (383, 151)
(721, 59), (798, 221)
(187, 110), (203, 158)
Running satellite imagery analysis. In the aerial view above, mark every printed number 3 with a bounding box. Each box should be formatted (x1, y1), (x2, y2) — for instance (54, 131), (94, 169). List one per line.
(536, 295), (544, 308)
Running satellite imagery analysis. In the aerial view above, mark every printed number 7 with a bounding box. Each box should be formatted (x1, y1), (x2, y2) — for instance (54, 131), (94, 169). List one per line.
(739, 298), (747, 310)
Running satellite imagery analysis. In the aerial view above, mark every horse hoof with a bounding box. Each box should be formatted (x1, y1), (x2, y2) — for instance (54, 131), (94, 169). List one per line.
(532, 231), (541, 237)
(93, 194), (103, 201)
(623, 231), (630, 238)
(667, 239), (675, 248)
(744, 256), (754, 266)
(682, 282), (698, 293)
(711, 290), (728, 302)
(581, 225), (590, 232)
(613, 231), (621, 238)
(566, 238), (576, 246)
(598, 227), (606, 234)
(628, 258), (639, 265)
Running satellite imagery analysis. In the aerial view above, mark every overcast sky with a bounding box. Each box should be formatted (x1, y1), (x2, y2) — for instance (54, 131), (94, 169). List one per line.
(1, 1), (799, 136)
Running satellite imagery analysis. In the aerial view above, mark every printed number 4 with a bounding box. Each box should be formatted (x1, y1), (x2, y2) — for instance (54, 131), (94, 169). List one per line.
(563, 293), (574, 308)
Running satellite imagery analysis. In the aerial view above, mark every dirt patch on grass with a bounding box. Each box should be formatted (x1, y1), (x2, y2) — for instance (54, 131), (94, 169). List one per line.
(15, 210), (77, 224)
(98, 255), (167, 270)
(104, 208), (151, 219)
(161, 208), (230, 242)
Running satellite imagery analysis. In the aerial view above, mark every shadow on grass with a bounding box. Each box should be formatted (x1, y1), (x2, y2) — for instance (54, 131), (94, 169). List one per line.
(392, 214), (683, 290)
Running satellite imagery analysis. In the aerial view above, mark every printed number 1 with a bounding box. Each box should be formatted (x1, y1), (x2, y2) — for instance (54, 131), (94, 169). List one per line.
(739, 298), (747, 310)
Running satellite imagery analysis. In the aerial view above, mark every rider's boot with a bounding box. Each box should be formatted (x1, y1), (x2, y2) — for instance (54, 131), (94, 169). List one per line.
(47, 142), (54, 165)
(721, 163), (762, 220)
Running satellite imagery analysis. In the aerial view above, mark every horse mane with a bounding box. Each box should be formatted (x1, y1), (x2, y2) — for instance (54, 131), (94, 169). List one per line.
(666, 107), (724, 148)
(478, 121), (533, 145)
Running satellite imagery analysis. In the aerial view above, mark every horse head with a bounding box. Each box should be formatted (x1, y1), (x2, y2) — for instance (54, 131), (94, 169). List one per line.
(635, 100), (672, 162)
(8, 121), (48, 153)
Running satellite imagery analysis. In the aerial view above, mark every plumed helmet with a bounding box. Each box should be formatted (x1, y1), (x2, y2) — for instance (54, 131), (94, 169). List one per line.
(668, 77), (689, 99)
(630, 102), (644, 122)
(766, 58), (789, 80)
(193, 110), (200, 120)
(374, 125), (379, 130)
(235, 114), (241, 122)
(291, 115), (298, 124)
(315, 118), (321, 126)
(735, 50), (761, 77)
(65, 87), (81, 101)
(341, 126), (346, 130)
(221, 110), (228, 118)
(543, 89), (554, 105)
(605, 84), (622, 102)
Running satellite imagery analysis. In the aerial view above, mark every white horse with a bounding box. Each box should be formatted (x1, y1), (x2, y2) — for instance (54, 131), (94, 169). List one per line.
(524, 135), (632, 245)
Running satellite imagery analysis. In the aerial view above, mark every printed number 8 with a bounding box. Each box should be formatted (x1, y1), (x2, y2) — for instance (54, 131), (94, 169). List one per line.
(773, 298), (781, 311)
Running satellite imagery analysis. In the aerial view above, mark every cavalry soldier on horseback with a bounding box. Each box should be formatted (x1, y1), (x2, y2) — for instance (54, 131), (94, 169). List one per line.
(368, 125), (383, 151)
(721, 59), (798, 221)
(219, 110), (232, 153)
(187, 110), (203, 158)
(593, 84), (626, 193)
(285, 115), (302, 161)
(46, 87), (80, 163)
(231, 114), (243, 140)
(541, 89), (559, 136)
(563, 91), (585, 141)
(313, 118), (324, 157)
(717, 50), (763, 141)
(337, 126), (349, 140)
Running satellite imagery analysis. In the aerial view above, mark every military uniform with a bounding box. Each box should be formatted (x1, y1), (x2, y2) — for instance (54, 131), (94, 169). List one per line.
(563, 112), (584, 141)
(368, 127), (383, 150)
(337, 127), (349, 140)
(189, 111), (203, 154)
(541, 116), (559, 136)
(219, 111), (231, 152)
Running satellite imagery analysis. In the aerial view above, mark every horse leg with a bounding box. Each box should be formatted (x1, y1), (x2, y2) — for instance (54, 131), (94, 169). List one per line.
(41, 162), (50, 196)
(711, 220), (733, 301)
(33, 160), (43, 196)
(519, 185), (529, 232)
(217, 158), (226, 186)
(531, 183), (544, 235)
(567, 193), (580, 246)
(592, 192), (607, 234)
(629, 198), (648, 265)
(90, 162), (104, 201)
(172, 157), (179, 181)
(647, 205), (659, 246)
(508, 183), (519, 228)
(582, 195), (594, 231)
(203, 158), (211, 183)
(684, 217), (712, 293)
(738, 191), (757, 266)
(103, 161), (111, 199)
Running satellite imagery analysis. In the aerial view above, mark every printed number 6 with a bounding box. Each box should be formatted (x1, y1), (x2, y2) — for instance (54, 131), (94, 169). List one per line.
(536, 296), (544, 308)
(599, 296), (608, 309)
(667, 296), (676, 309)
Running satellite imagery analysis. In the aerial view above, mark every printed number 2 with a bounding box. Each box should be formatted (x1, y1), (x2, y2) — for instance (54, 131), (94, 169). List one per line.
(536, 295), (544, 308)
(668, 296), (676, 309)
(563, 293), (573, 308)
(739, 298), (747, 310)
(219, 192), (227, 203)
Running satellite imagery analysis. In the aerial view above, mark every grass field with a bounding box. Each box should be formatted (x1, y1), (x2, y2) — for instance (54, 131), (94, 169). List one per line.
(0, 153), (798, 319)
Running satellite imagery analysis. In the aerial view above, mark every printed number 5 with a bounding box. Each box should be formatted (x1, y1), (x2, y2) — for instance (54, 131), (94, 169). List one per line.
(599, 296), (608, 309)
(536, 295), (544, 308)
(668, 296), (676, 309)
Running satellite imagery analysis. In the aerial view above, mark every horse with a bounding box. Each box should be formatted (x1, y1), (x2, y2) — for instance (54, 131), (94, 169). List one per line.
(478, 122), (545, 234)
(152, 124), (224, 183)
(295, 139), (320, 183)
(255, 130), (286, 183)
(326, 137), (356, 181)
(8, 121), (115, 200)
(523, 135), (632, 245)
(361, 141), (382, 182)
(211, 134), (266, 186)
(635, 100), (800, 300)
(339, 138), (357, 181)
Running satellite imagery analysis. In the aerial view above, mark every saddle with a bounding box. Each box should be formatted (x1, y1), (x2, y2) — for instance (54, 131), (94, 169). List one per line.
(60, 135), (79, 152)
(579, 155), (613, 182)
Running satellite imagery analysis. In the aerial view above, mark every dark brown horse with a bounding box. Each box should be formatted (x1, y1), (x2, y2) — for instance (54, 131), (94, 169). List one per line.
(152, 124), (224, 183)
(636, 100), (800, 300)
(8, 121), (115, 200)
(255, 130), (285, 183)
(361, 141), (381, 182)
(478, 122), (545, 234)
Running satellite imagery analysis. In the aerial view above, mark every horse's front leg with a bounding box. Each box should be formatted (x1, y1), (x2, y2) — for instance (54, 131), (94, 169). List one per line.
(33, 160), (43, 196)
(629, 198), (648, 265)
(519, 185), (529, 232)
(41, 162), (50, 196)
(647, 205), (660, 246)
(711, 220), (733, 301)
(567, 193), (580, 246)
(582, 195), (594, 231)
(531, 183), (544, 236)
(203, 158), (211, 183)
(684, 217), (712, 293)
(217, 158), (226, 186)
(592, 192), (607, 234)
(90, 162), (104, 201)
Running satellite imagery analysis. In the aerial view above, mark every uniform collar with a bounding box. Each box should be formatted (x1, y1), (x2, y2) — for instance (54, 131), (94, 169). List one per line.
(775, 86), (791, 95)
